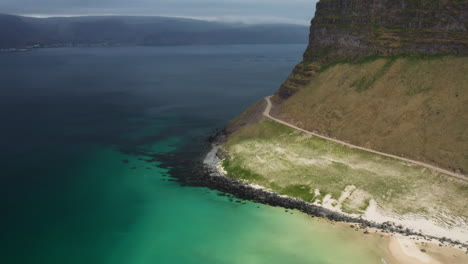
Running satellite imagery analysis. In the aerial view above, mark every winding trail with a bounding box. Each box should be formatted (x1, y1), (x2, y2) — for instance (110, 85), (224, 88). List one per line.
(263, 96), (468, 182)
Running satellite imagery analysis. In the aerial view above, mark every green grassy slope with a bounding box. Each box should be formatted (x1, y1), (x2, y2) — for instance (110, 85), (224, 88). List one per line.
(273, 56), (468, 173)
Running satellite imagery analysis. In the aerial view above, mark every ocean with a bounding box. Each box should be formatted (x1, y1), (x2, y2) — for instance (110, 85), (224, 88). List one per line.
(0, 45), (381, 263)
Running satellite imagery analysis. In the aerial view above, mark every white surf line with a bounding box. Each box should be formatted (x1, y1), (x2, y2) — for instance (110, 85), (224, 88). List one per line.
(263, 96), (468, 182)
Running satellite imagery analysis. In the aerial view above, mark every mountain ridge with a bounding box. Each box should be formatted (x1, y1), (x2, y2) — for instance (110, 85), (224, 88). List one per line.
(0, 13), (309, 49)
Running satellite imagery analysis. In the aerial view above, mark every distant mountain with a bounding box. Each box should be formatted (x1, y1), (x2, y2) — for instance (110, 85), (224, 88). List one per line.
(0, 14), (309, 48)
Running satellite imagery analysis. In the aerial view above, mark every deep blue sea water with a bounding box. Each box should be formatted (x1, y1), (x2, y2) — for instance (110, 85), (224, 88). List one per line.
(0, 45), (380, 264)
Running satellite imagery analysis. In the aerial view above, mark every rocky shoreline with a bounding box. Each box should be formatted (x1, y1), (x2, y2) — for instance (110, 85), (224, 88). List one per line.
(199, 131), (468, 251)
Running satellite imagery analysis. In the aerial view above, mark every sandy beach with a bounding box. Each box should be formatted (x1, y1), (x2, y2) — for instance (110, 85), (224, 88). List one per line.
(382, 235), (468, 264)
(204, 144), (468, 263)
(323, 221), (468, 264)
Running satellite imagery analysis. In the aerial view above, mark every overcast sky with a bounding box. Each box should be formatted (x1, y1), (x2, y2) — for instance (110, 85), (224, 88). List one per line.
(0, 0), (318, 25)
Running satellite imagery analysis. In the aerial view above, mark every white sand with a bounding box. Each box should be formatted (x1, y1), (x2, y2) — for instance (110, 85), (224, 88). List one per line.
(364, 199), (468, 243)
(387, 237), (441, 264)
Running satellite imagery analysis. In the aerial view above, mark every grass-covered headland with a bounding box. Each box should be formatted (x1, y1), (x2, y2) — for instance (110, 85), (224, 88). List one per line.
(222, 120), (468, 229)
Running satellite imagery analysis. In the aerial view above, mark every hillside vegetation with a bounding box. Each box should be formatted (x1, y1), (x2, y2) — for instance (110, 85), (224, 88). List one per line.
(273, 56), (468, 173)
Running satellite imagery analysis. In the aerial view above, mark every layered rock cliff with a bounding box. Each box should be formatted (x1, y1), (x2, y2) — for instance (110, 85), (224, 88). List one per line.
(231, 0), (468, 173)
(277, 0), (468, 99)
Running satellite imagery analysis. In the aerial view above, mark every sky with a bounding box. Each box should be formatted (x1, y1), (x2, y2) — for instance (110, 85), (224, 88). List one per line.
(0, 0), (318, 25)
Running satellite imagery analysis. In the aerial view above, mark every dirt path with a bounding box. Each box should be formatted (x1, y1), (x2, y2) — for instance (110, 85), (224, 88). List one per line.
(263, 96), (468, 182)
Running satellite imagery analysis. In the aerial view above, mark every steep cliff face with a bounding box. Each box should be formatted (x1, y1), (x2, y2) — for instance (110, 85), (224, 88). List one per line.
(227, 0), (468, 173)
(277, 0), (468, 99)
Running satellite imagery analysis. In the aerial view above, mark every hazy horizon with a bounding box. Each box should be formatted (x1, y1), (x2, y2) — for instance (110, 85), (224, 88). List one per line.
(1, 12), (312, 26)
(0, 0), (318, 25)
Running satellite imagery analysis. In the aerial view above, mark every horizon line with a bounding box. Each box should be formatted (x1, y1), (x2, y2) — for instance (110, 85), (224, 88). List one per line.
(6, 13), (311, 26)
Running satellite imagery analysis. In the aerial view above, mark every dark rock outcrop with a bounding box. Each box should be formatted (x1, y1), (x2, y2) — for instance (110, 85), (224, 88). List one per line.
(277, 0), (468, 99)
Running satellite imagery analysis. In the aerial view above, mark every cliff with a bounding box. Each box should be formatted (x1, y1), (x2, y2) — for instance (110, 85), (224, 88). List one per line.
(230, 0), (468, 173)
(277, 0), (468, 99)
(220, 0), (468, 243)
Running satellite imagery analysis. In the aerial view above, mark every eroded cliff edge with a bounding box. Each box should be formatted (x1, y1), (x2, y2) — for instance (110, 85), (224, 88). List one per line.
(235, 0), (468, 173)
(278, 0), (468, 98)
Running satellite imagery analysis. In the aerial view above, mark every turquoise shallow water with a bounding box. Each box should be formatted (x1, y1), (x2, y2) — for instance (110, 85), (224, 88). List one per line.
(1, 46), (381, 263)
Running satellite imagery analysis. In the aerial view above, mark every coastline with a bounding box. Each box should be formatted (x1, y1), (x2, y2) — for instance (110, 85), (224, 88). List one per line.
(202, 137), (468, 260)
